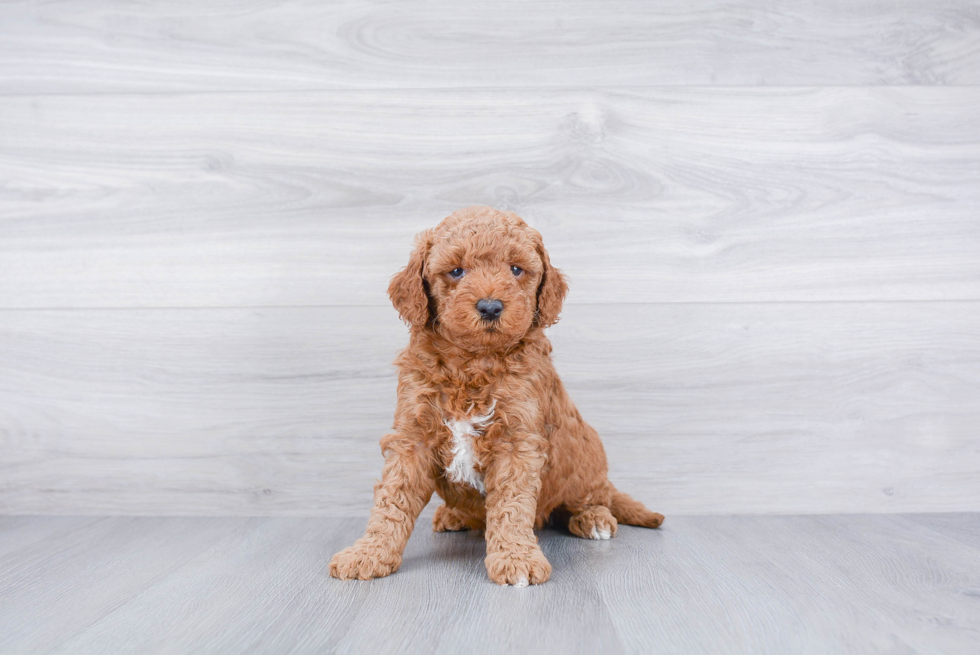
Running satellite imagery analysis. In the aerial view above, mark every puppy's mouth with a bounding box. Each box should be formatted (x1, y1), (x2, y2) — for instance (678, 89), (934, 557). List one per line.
(484, 326), (498, 334)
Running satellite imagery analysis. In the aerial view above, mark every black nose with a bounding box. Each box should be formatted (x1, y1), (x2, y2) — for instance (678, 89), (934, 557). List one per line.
(476, 298), (504, 321)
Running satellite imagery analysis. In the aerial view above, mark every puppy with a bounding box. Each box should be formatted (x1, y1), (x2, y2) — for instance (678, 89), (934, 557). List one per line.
(329, 206), (663, 586)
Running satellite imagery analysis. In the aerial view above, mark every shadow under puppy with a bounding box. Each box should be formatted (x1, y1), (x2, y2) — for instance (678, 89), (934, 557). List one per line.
(330, 206), (663, 586)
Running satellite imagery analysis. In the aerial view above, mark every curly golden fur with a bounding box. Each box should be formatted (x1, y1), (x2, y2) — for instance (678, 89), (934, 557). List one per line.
(329, 206), (663, 586)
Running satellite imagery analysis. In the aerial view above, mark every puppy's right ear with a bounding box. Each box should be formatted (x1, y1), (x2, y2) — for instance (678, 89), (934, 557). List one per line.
(388, 230), (433, 329)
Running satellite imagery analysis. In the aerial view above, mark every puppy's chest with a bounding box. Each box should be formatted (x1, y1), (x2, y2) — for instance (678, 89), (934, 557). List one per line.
(437, 399), (496, 495)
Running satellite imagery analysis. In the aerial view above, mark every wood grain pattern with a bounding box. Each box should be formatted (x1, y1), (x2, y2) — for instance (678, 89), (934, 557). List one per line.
(3, 1), (979, 522)
(0, 516), (100, 560)
(2, 302), (978, 516)
(2, 0), (979, 93)
(2, 88), (979, 308)
(904, 512), (980, 551)
(1, 514), (978, 654)
(0, 517), (248, 654)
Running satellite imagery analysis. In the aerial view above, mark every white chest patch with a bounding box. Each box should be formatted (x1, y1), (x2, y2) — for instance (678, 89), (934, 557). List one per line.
(444, 400), (496, 495)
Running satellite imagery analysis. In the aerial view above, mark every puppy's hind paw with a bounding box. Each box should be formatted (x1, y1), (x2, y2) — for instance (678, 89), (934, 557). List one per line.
(568, 506), (618, 540)
(432, 505), (471, 532)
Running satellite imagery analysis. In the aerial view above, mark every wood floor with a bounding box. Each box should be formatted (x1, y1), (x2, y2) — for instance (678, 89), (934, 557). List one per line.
(2, 512), (979, 654)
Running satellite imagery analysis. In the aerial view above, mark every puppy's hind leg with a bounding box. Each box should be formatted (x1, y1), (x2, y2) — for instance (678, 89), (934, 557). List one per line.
(608, 486), (665, 529)
(432, 504), (485, 532)
(562, 484), (663, 540)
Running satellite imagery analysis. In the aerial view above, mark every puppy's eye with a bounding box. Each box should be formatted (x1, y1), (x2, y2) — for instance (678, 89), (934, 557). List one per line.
(510, 265), (524, 276)
(448, 268), (465, 279)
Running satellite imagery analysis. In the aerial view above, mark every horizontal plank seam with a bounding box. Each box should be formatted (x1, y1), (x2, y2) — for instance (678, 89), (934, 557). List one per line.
(2, 298), (980, 312)
(3, 511), (977, 519)
(2, 84), (980, 99)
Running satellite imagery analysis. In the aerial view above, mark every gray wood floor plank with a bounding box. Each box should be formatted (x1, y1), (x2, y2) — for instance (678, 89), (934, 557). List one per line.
(0, 517), (249, 654)
(2, 302), (978, 516)
(2, 514), (976, 654)
(0, 516), (101, 560)
(589, 514), (980, 654)
(2, 87), (979, 308)
(903, 513), (980, 553)
(2, 1), (979, 93)
(41, 518), (371, 654)
(332, 519), (629, 655)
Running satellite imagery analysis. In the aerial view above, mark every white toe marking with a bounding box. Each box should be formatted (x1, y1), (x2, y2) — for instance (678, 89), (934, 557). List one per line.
(514, 577), (529, 588)
(444, 400), (496, 495)
(590, 526), (612, 540)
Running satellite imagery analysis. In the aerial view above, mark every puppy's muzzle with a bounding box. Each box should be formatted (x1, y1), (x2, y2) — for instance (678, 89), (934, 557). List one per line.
(476, 298), (504, 322)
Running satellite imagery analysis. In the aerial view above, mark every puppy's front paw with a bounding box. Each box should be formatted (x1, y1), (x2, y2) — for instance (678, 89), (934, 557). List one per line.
(486, 546), (552, 586)
(329, 544), (400, 580)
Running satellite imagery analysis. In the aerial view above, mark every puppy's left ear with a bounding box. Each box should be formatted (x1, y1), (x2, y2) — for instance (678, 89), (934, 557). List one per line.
(531, 228), (569, 328)
(388, 230), (434, 329)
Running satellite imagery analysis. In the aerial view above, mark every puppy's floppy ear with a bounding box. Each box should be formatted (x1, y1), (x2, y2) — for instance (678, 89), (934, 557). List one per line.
(388, 229), (434, 328)
(531, 228), (569, 328)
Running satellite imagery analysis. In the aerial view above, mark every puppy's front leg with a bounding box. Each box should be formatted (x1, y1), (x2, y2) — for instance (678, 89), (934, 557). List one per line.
(483, 439), (552, 586)
(329, 435), (435, 580)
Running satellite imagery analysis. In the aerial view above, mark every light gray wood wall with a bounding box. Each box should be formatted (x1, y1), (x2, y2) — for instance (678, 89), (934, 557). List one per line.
(1, 1), (978, 515)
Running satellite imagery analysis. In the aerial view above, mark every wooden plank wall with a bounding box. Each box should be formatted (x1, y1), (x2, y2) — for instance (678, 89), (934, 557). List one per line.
(1, 1), (978, 515)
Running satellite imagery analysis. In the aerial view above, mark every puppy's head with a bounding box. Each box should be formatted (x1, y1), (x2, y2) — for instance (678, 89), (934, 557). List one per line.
(388, 206), (568, 351)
